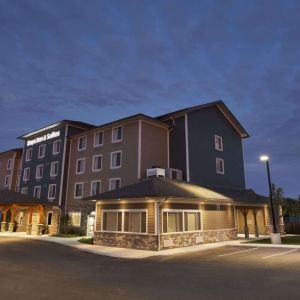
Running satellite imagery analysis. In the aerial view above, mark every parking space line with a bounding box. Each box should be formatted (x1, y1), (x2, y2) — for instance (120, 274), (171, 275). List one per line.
(262, 249), (297, 259)
(219, 247), (259, 257)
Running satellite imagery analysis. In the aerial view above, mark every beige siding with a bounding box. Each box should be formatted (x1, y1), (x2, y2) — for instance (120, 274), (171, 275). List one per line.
(237, 208), (266, 234)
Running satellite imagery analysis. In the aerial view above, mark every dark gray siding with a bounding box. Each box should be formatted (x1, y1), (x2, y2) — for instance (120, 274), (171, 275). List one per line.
(168, 116), (187, 180)
(188, 106), (246, 189)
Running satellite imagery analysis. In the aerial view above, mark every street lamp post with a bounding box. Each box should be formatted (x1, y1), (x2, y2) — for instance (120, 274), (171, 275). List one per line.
(260, 155), (281, 243)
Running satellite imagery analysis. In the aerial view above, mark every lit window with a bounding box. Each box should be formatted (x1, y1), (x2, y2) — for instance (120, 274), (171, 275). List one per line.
(109, 178), (121, 191)
(47, 212), (53, 226)
(91, 180), (101, 196)
(50, 161), (59, 177)
(94, 132), (104, 147)
(23, 167), (30, 181)
(76, 158), (85, 174)
(38, 144), (46, 158)
(124, 211), (147, 233)
(25, 148), (32, 161)
(20, 187), (28, 195)
(7, 159), (13, 170)
(102, 211), (122, 232)
(112, 126), (122, 143)
(48, 184), (56, 200)
(184, 212), (201, 231)
(214, 135), (223, 151)
(35, 164), (43, 179)
(216, 158), (225, 174)
(78, 136), (87, 151)
(69, 212), (81, 227)
(74, 182), (84, 198)
(163, 211), (183, 233)
(110, 151), (122, 169)
(92, 155), (102, 172)
(33, 186), (41, 199)
(4, 175), (11, 187)
(52, 140), (61, 154)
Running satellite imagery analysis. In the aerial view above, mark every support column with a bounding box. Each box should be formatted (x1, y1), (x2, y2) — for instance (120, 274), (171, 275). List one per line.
(8, 207), (16, 232)
(37, 206), (45, 236)
(240, 208), (249, 239)
(27, 208), (33, 235)
(252, 208), (259, 237)
(1, 208), (8, 232)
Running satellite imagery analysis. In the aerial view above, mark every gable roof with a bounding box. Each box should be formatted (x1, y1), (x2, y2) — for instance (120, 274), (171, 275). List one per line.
(156, 100), (249, 138)
(0, 189), (51, 205)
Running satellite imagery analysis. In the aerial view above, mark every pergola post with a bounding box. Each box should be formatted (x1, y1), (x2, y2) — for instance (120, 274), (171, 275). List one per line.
(240, 208), (249, 239)
(252, 208), (259, 237)
(27, 208), (33, 235)
(8, 206), (16, 232)
(37, 205), (45, 236)
(0, 207), (7, 232)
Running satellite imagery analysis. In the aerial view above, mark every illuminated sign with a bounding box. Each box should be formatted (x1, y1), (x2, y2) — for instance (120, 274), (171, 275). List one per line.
(27, 131), (61, 147)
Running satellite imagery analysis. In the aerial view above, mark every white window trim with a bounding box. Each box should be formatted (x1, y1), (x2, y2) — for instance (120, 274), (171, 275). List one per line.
(74, 182), (84, 199)
(38, 144), (46, 158)
(214, 135), (223, 151)
(111, 126), (123, 143)
(48, 184), (56, 200)
(25, 148), (32, 162)
(94, 131), (104, 147)
(161, 209), (202, 235)
(52, 139), (61, 155)
(7, 159), (13, 170)
(33, 185), (41, 198)
(216, 158), (225, 174)
(92, 154), (102, 172)
(76, 158), (86, 174)
(101, 209), (148, 234)
(90, 180), (101, 196)
(50, 161), (59, 177)
(78, 136), (87, 151)
(35, 164), (43, 179)
(110, 150), (122, 169)
(20, 187), (28, 195)
(4, 175), (11, 187)
(23, 167), (30, 181)
(109, 177), (121, 191)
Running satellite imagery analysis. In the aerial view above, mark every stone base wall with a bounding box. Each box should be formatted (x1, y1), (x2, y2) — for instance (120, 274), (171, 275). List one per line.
(160, 232), (204, 249)
(203, 228), (237, 243)
(94, 232), (158, 251)
(265, 224), (285, 235)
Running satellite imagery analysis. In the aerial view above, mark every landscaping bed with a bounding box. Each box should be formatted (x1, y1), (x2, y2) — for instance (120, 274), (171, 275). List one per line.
(246, 235), (300, 245)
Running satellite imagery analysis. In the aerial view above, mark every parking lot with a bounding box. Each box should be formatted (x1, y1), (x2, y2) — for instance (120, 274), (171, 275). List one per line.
(0, 237), (299, 300)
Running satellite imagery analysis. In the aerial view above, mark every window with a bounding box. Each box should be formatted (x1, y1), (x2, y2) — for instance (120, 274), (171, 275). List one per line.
(102, 211), (122, 232)
(35, 164), (43, 179)
(162, 210), (201, 233)
(216, 158), (225, 174)
(4, 175), (11, 187)
(90, 180), (101, 196)
(74, 182), (84, 198)
(214, 135), (223, 151)
(124, 211), (147, 233)
(78, 136), (87, 151)
(47, 212), (53, 226)
(76, 158), (85, 174)
(52, 140), (61, 154)
(38, 144), (46, 158)
(25, 148), (32, 161)
(33, 186), (41, 199)
(112, 126), (122, 143)
(110, 151), (122, 169)
(69, 212), (81, 227)
(50, 161), (59, 177)
(23, 167), (30, 181)
(94, 131), (103, 147)
(92, 155), (102, 172)
(109, 178), (121, 191)
(20, 187), (28, 195)
(7, 159), (12, 170)
(48, 184), (56, 200)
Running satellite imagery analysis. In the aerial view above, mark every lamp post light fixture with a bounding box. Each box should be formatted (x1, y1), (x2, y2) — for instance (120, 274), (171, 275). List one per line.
(259, 155), (281, 244)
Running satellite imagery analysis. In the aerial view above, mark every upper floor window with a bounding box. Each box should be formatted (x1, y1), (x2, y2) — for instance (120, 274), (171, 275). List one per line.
(53, 140), (61, 155)
(76, 158), (85, 174)
(74, 182), (84, 198)
(92, 155), (102, 172)
(7, 159), (13, 170)
(110, 151), (122, 169)
(4, 175), (11, 187)
(33, 186), (41, 199)
(20, 187), (28, 195)
(216, 158), (225, 175)
(94, 131), (104, 147)
(78, 136), (87, 151)
(69, 212), (81, 227)
(48, 184), (56, 200)
(91, 180), (101, 196)
(23, 167), (30, 181)
(112, 126), (123, 143)
(25, 148), (32, 161)
(214, 135), (223, 151)
(50, 161), (59, 177)
(38, 144), (46, 158)
(109, 178), (121, 191)
(35, 164), (43, 179)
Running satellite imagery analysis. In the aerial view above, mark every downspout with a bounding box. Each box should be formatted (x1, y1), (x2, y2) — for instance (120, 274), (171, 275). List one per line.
(157, 197), (168, 251)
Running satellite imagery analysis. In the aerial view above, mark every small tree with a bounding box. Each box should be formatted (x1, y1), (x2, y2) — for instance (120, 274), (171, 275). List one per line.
(60, 212), (72, 234)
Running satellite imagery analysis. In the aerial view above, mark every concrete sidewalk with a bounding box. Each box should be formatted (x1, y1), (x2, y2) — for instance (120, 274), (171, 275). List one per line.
(1, 232), (299, 259)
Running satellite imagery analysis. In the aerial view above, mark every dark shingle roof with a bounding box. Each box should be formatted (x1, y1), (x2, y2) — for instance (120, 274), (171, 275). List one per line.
(0, 148), (23, 156)
(0, 189), (50, 205)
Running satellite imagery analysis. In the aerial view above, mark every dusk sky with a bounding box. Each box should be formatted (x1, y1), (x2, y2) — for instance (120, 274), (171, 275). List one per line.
(0, 0), (299, 198)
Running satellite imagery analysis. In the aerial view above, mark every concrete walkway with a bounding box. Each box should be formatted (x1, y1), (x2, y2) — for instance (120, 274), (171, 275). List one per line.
(1, 232), (299, 259)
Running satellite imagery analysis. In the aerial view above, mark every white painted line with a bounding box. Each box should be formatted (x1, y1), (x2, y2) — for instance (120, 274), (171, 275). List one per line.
(262, 249), (297, 259)
(219, 247), (259, 257)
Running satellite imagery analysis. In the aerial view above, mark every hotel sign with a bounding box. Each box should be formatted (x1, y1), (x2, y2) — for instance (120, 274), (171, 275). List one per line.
(27, 131), (61, 146)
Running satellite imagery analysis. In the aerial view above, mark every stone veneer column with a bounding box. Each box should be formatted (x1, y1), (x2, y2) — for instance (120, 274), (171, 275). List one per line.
(0, 222), (6, 232)
(8, 223), (14, 232)
(27, 224), (32, 235)
(37, 224), (44, 236)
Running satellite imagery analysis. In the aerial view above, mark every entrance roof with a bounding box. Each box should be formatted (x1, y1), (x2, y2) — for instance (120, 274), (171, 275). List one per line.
(0, 189), (50, 205)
